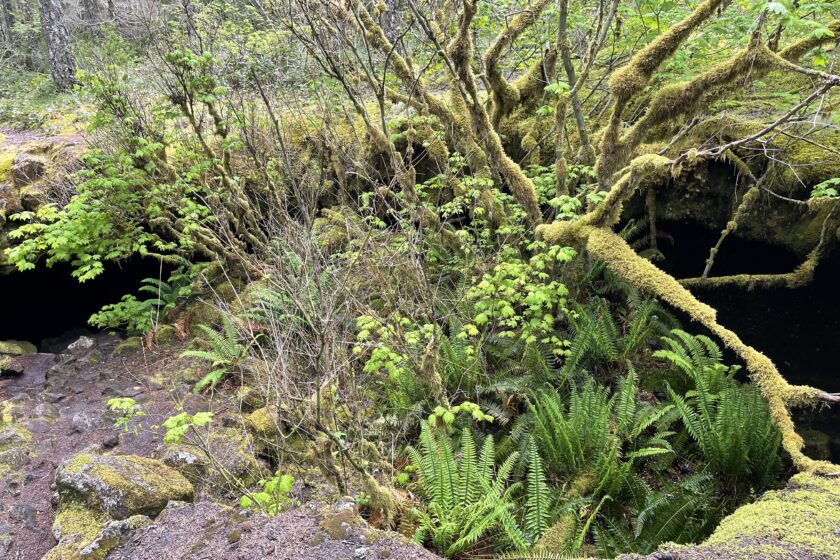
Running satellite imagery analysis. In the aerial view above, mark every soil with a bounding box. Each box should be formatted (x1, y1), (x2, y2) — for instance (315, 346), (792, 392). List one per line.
(0, 336), (439, 560)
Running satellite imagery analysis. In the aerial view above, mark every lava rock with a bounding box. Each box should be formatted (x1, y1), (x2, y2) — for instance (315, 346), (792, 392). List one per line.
(54, 452), (194, 519)
(71, 411), (104, 434)
(10, 153), (46, 187)
(9, 503), (37, 529)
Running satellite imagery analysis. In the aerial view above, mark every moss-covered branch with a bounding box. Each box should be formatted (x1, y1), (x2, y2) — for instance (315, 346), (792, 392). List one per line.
(538, 221), (839, 474)
(482, 0), (551, 126)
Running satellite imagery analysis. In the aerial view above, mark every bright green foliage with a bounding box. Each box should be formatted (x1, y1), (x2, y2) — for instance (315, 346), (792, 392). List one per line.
(655, 330), (782, 491)
(669, 384), (782, 491)
(530, 371), (673, 488)
(162, 411), (214, 444)
(592, 473), (721, 556)
(89, 268), (194, 334)
(181, 314), (250, 392)
(811, 177), (840, 198)
(240, 472), (295, 515)
(106, 397), (145, 433)
(562, 297), (668, 379)
(407, 422), (526, 556)
(653, 329), (739, 395)
(428, 401), (494, 429)
(465, 243), (576, 353)
(5, 148), (181, 281)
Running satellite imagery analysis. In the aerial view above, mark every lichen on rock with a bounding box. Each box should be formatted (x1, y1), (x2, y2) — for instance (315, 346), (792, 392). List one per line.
(55, 452), (194, 519)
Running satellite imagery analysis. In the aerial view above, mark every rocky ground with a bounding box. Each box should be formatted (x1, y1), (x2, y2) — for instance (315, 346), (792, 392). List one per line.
(0, 335), (440, 560)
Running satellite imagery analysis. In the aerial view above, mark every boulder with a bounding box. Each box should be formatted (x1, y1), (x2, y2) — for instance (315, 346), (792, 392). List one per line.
(0, 340), (37, 356)
(112, 337), (143, 357)
(55, 453), (194, 519)
(158, 428), (267, 490)
(10, 153), (45, 187)
(77, 515), (151, 560)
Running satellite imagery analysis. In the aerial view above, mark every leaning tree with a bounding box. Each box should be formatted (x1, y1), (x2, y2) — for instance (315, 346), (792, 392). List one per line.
(275, 0), (840, 473)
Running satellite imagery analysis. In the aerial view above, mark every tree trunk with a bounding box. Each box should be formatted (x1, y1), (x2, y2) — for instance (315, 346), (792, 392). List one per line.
(80, 0), (101, 31)
(21, 0), (39, 70)
(381, 0), (400, 44)
(1, 0), (14, 45)
(181, 0), (196, 44)
(36, 0), (76, 90)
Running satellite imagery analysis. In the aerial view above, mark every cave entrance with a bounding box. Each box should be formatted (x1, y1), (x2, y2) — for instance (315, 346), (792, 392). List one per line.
(654, 219), (840, 462)
(0, 259), (166, 352)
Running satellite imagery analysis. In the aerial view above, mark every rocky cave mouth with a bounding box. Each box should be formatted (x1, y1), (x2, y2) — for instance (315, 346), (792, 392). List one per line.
(0, 259), (166, 353)
(655, 219), (840, 462)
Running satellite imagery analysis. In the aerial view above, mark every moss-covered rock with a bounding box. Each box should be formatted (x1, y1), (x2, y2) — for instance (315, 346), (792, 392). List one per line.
(245, 406), (278, 437)
(55, 453), (194, 519)
(640, 473), (840, 560)
(152, 324), (177, 345)
(45, 501), (105, 560)
(158, 427), (267, 491)
(77, 515), (151, 559)
(0, 340), (37, 356)
(112, 337), (143, 357)
(235, 385), (265, 412)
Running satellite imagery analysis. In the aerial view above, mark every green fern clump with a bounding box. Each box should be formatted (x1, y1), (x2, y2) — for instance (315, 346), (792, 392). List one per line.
(407, 422), (527, 557)
(530, 367), (673, 490)
(181, 313), (250, 392)
(668, 383), (782, 492)
(653, 329), (739, 394)
(656, 330), (782, 493)
(89, 267), (195, 335)
(561, 296), (673, 380)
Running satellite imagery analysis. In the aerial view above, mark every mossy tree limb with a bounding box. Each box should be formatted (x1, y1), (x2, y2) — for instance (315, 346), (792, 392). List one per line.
(538, 219), (840, 474)
(482, 0), (551, 126)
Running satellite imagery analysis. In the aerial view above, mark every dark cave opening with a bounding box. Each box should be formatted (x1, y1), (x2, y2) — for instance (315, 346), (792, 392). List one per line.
(654, 219), (840, 461)
(0, 259), (166, 352)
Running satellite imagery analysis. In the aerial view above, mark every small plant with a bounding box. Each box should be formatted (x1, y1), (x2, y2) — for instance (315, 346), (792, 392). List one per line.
(161, 411), (214, 444)
(107, 397), (145, 433)
(407, 422), (526, 556)
(240, 472), (295, 515)
(181, 314), (250, 392)
(811, 177), (840, 198)
(428, 401), (494, 429)
(464, 243), (576, 354)
(89, 268), (195, 335)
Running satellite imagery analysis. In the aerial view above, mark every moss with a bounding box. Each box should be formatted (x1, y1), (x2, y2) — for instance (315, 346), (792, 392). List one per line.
(152, 324), (176, 345)
(58, 453), (194, 519)
(536, 471), (594, 552)
(319, 509), (363, 540)
(776, 131), (840, 188)
(46, 502), (105, 560)
(235, 385), (265, 411)
(188, 301), (223, 335)
(0, 147), (14, 183)
(0, 340), (37, 355)
(362, 473), (405, 530)
(664, 473), (840, 559)
(176, 427), (267, 489)
(245, 406), (278, 436)
(608, 0), (727, 100)
(113, 337), (143, 357)
(77, 515), (151, 560)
